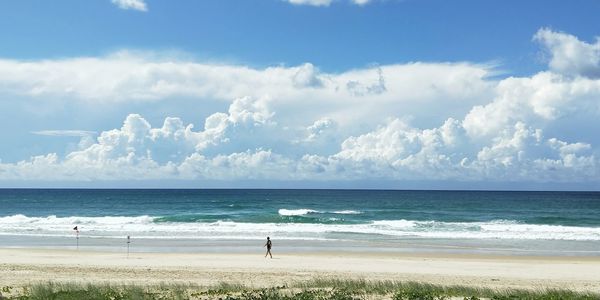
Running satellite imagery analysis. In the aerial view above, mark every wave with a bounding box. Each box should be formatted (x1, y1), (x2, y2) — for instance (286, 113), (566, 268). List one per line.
(1, 215), (599, 241)
(278, 209), (362, 216)
(278, 209), (319, 216)
(154, 214), (233, 223)
(332, 210), (362, 215)
(0, 214), (154, 225)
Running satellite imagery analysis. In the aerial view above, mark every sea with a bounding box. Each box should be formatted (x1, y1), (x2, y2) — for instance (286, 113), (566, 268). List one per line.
(1, 189), (599, 256)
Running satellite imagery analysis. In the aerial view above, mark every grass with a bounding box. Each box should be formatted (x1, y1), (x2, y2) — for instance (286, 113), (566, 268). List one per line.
(1, 279), (599, 300)
(293, 278), (600, 300)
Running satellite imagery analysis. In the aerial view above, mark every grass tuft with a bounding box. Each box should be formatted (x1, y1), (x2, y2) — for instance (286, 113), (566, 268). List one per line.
(3, 279), (599, 300)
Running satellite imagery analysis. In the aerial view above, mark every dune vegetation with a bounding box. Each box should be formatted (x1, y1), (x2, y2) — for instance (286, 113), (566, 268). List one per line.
(1, 279), (599, 300)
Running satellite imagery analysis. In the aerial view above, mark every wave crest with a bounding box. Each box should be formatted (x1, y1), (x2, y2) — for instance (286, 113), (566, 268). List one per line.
(332, 210), (362, 215)
(278, 209), (318, 216)
(277, 209), (361, 216)
(1, 215), (600, 241)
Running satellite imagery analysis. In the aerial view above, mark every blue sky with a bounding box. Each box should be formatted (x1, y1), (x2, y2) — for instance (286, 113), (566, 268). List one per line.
(2, 0), (598, 72)
(1, 0), (599, 189)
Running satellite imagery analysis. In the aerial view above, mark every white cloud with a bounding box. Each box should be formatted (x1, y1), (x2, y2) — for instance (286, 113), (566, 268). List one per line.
(31, 130), (96, 137)
(286, 0), (334, 6)
(1, 28), (599, 186)
(305, 118), (336, 142)
(0, 53), (493, 135)
(292, 63), (324, 88)
(284, 0), (373, 7)
(1, 87), (597, 183)
(462, 71), (600, 140)
(534, 28), (600, 78)
(351, 0), (373, 5)
(111, 0), (148, 11)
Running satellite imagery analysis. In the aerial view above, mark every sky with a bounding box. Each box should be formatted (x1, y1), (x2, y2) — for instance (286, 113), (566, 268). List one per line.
(0, 0), (599, 189)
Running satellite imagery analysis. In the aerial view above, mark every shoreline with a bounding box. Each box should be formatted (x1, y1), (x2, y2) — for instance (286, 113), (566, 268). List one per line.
(2, 235), (600, 257)
(2, 248), (600, 292)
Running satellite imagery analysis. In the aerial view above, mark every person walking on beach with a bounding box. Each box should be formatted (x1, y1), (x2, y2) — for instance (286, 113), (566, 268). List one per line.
(264, 236), (273, 258)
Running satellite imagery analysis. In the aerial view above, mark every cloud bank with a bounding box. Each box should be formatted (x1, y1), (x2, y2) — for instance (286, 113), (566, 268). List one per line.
(0, 28), (599, 186)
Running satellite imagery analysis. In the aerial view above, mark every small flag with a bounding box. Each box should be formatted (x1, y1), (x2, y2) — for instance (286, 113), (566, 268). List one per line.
(73, 226), (79, 233)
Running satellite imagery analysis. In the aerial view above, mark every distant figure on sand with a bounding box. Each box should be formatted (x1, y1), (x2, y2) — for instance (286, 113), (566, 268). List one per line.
(264, 237), (272, 258)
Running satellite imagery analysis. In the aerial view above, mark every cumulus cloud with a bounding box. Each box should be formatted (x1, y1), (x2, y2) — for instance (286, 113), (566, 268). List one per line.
(535, 28), (600, 78)
(111, 0), (148, 11)
(306, 118), (336, 142)
(1, 28), (599, 186)
(345, 67), (386, 96)
(0, 52), (493, 134)
(2, 90), (598, 183)
(292, 63), (324, 88)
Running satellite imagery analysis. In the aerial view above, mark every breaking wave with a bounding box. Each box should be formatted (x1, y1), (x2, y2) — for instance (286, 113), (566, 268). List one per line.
(1, 214), (599, 241)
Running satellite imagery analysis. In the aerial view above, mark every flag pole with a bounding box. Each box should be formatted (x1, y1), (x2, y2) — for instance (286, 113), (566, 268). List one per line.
(127, 235), (130, 258)
(73, 226), (79, 250)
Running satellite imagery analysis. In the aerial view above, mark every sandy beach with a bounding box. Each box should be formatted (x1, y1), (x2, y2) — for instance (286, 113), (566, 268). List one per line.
(1, 248), (599, 292)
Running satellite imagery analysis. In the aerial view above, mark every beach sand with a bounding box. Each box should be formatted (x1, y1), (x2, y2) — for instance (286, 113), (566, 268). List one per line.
(1, 248), (600, 292)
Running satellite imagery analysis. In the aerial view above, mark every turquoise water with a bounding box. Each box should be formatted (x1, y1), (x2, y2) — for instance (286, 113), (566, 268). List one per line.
(1, 189), (599, 254)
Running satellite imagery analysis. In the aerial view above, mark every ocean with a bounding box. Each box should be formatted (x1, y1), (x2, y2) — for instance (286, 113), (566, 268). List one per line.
(1, 189), (599, 255)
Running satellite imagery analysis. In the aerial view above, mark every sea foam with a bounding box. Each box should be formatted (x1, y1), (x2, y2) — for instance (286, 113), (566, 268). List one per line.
(332, 210), (362, 215)
(1, 214), (600, 241)
(278, 209), (318, 216)
(278, 209), (362, 216)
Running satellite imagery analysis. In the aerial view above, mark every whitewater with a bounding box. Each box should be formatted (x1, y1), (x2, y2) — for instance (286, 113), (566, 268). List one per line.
(1, 189), (600, 255)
